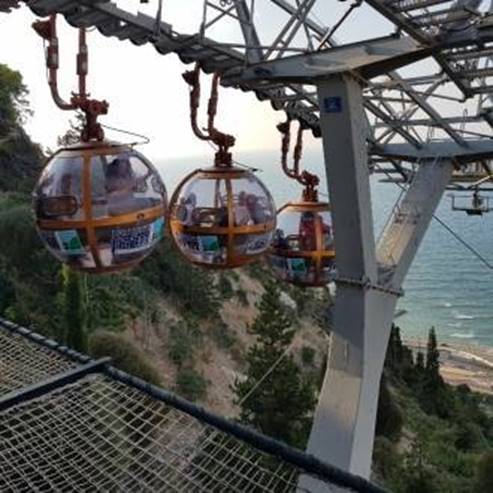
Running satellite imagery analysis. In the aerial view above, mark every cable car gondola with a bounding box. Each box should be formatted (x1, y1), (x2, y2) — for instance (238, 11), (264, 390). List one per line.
(31, 15), (167, 273)
(169, 67), (276, 268)
(269, 200), (335, 286)
(450, 190), (492, 216)
(267, 121), (336, 286)
(34, 142), (166, 273)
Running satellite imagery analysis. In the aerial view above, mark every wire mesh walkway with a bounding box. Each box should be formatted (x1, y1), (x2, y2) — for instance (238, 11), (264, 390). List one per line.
(0, 318), (388, 493)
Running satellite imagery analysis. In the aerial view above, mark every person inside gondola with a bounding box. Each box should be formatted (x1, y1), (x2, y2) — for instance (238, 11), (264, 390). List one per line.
(105, 154), (152, 215)
(299, 211), (334, 252)
(322, 218), (334, 250)
(246, 193), (269, 224)
(273, 229), (289, 250)
(56, 172), (81, 219)
(299, 211), (317, 251)
(178, 193), (197, 226)
(235, 191), (253, 226)
(472, 190), (484, 210)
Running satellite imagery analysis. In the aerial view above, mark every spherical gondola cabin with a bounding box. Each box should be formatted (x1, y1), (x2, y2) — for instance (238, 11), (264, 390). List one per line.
(268, 200), (336, 287)
(169, 164), (276, 268)
(33, 141), (167, 273)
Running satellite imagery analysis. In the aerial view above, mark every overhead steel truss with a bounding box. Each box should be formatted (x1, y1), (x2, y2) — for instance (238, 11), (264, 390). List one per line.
(3, 0), (493, 179)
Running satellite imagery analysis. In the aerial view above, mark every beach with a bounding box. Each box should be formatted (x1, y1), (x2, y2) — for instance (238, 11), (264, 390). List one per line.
(406, 338), (493, 395)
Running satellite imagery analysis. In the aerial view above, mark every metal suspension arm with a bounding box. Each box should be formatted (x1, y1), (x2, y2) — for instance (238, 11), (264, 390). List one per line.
(183, 64), (235, 166)
(32, 14), (75, 111)
(32, 13), (108, 142)
(278, 118), (320, 201)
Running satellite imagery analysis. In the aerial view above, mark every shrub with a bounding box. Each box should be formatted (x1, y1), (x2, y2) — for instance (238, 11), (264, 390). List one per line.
(473, 451), (493, 493)
(403, 439), (438, 493)
(88, 330), (161, 386)
(218, 274), (234, 300)
(455, 421), (484, 452)
(235, 288), (249, 306)
(176, 369), (207, 402)
(211, 321), (236, 350)
(372, 436), (402, 482)
(168, 323), (195, 368)
(456, 384), (472, 396)
(403, 471), (437, 493)
(376, 376), (403, 442)
(137, 239), (220, 319)
(301, 346), (315, 366)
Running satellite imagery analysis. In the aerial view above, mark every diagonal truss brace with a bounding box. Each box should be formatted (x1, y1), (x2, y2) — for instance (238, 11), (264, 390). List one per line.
(377, 158), (454, 288)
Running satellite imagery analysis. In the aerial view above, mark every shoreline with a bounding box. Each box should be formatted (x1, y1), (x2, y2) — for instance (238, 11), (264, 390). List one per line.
(404, 338), (493, 395)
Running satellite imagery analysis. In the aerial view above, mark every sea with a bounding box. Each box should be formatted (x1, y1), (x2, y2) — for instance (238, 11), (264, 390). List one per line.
(156, 148), (493, 347)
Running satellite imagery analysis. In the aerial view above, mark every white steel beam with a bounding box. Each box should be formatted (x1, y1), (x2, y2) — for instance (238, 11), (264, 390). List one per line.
(300, 75), (453, 491)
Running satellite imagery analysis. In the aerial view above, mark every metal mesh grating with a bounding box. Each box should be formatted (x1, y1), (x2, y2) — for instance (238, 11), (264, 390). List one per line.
(0, 320), (387, 493)
(0, 327), (77, 396)
(0, 374), (325, 492)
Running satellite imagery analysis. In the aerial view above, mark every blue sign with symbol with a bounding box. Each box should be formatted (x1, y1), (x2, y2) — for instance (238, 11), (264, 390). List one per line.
(323, 97), (342, 113)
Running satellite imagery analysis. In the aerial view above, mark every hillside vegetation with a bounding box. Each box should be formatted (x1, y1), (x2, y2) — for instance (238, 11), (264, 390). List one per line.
(373, 326), (493, 492)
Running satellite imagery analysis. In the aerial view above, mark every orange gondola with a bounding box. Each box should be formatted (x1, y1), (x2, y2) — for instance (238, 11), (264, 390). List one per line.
(169, 66), (276, 268)
(267, 121), (336, 286)
(170, 165), (275, 268)
(269, 200), (335, 286)
(31, 14), (167, 273)
(34, 142), (166, 273)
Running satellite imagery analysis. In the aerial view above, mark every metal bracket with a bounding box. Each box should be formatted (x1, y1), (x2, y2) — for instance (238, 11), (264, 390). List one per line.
(334, 275), (404, 297)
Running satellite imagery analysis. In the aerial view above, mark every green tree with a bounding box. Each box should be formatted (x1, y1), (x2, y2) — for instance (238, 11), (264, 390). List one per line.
(62, 266), (87, 352)
(473, 451), (493, 493)
(57, 111), (85, 147)
(0, 204), (60, 329)
(385, 324), (404, 374)
(426, 327), (441, 379)
(455, 421), (484, 452)
(233, 280), (315, 449)
(137, 239), (220, 319)
(420, 327), (452, 417)
(217, 273), (234, 300)
(0, 63), (31, 130)
(0, 64), (42, 192)
(385, 325), (416, 385)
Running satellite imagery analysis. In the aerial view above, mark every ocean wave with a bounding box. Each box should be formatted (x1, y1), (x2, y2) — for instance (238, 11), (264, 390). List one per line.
(450, 332), (476, 339)
(446, 322), (463, 329)
(453, 311), (475, 320)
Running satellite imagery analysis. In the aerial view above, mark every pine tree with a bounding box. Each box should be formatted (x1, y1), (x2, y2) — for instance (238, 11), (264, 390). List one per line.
(425, 326), (440, 380)
(385, 324), (404, 374)
(415, 350), (425, 380)
(233, 280), (315, 449)
(419, 327), (452, 417)
(62, 266), (87, 352)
